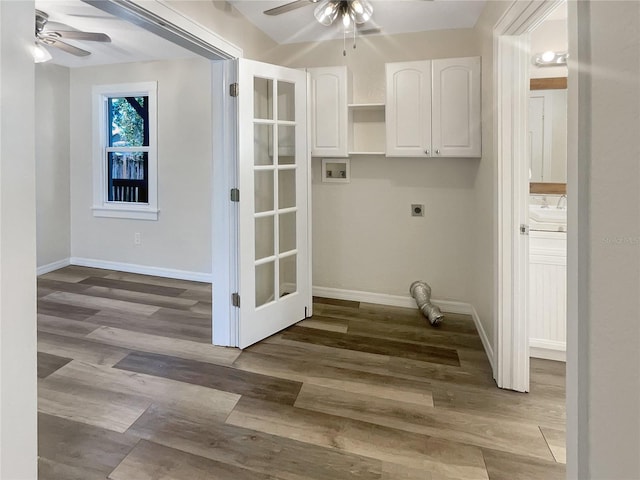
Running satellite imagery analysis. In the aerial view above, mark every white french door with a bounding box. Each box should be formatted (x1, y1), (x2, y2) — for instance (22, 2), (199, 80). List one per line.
(234, 59), (310, 349)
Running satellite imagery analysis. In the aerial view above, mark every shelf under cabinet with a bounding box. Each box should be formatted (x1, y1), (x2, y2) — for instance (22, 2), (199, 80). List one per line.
(348, 103), (386, 109)
(348, 151), (385, 156)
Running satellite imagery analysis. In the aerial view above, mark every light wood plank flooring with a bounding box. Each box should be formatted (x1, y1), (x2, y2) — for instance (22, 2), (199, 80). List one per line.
(37, 266), (566, 480)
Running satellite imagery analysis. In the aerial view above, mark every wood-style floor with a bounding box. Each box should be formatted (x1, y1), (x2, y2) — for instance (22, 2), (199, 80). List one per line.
(37, 266), (566, 480)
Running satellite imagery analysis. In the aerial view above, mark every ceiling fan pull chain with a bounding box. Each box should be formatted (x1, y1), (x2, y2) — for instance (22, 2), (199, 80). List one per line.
(343, 27), (346, 56)
(353, 22), (357, 50)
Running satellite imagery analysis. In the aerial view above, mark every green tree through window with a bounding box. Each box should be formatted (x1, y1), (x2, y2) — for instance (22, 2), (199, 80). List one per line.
(109, 97), (148, 147)
(107, 96), (149, 202)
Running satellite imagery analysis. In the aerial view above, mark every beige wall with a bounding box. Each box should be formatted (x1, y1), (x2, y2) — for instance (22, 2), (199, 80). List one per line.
(263, 29), (478, 102)
(266, 30), (481, 302)
(36, 63), (71, 268)
(469, 1), (513, 350)
(70, 57), (213, 274)
(0, 1), (38, 477)
(571, 1), (640, 477)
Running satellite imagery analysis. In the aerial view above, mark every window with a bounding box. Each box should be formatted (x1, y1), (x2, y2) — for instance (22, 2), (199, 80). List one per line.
(92, 82), (158, 220)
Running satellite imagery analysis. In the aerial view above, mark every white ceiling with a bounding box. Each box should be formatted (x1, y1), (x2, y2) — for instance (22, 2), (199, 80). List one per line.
(227, 0), (487, 45)
(35, 0), (489, 67)
(34, 0), (197, 68)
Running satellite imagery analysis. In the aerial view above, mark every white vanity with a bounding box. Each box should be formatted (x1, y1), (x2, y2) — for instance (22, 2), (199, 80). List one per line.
(529, 199), (567, 361)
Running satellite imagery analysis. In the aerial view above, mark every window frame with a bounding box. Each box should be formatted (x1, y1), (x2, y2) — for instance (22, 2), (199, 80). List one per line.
(92, 81), (158, 220)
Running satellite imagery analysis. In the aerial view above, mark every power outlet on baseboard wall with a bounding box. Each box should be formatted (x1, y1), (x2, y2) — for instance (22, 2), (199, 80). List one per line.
(134, 232), (142, 246)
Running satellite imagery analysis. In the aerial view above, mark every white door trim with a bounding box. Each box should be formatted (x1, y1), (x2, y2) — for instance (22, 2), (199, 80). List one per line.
(493, 0), (564, 392)
(83, 0), (243, 60)
(212, 61), (239, 347)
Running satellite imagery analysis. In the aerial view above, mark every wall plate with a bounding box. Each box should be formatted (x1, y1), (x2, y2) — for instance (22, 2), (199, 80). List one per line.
(322, 158), (350, 183)
(411, 204), (424, 216)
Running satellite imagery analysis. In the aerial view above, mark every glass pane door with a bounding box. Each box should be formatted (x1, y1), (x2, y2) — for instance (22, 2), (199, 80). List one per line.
(253, 77), (299, 308)
(237, 59), (309, 349)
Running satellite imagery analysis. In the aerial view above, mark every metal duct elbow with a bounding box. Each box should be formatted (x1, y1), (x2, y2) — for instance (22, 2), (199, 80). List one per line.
(409, 280), (444, 326)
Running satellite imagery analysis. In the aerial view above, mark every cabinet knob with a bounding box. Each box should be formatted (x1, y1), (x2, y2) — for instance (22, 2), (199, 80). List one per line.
(435, 149), (441, 155)
(424, 149), (430, 155)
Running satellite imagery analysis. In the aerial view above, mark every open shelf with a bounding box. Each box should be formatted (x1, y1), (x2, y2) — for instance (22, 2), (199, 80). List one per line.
(348, 103), (386, 155)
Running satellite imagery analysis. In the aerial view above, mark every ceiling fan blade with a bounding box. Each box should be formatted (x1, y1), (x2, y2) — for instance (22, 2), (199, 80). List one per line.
(40, 36), (91, 57)
(49, 30), (111, 42)
(264, 0), (317, 16)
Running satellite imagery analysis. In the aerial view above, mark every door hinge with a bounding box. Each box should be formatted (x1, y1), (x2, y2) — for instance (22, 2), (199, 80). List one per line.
(230, 188), (240, 202)
(232, 292), (240, 307)
(230, 83), (239, 97)
(520, 224), (529, 235)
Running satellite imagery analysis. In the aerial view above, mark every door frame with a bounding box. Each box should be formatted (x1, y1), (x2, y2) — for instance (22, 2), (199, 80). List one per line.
(493, 0), (565, 391)
(212, 60), (240, 346)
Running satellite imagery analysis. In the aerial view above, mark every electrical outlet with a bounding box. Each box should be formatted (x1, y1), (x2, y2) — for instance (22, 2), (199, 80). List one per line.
(411, 204), (424, 217)
(134, 232), (142, 245)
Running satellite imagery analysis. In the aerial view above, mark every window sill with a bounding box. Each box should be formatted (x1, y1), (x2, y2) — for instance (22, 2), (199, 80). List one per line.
(92, 205), (159, 221)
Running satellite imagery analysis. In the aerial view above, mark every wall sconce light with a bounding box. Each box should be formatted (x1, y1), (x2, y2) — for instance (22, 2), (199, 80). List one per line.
(533, 50), (568, 67)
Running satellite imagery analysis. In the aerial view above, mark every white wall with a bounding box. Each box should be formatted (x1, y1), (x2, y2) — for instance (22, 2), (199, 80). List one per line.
(36, 63), (71, 269)
(530, 17), (568, 79)
(0, 1), (38, 478)
(70, 57), (213, 275)
(265, 29), (481, 302)
(548, 89), (568, 183)
(165, 0), (278, 61)
(569, 1), (640, 478)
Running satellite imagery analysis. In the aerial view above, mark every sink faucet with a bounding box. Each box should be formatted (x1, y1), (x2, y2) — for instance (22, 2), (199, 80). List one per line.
(556, 194), (567, 209)
(540, 196), (549, 209)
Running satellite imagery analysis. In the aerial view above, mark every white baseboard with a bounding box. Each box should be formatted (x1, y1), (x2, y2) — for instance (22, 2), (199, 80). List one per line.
(69, 257), (212, 283)
(37, 258), (71, 276)
(312, 285), (495, 370)
(530, 338), (566, 362)
(313, 286), (416, 308)
(469, 304), (495, 371)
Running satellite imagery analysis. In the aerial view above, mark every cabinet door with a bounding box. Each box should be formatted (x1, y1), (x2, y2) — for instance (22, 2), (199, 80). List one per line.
(385, 61), (431, 157)
(432, 57), (481, 157)
(308, 67), (348, 157)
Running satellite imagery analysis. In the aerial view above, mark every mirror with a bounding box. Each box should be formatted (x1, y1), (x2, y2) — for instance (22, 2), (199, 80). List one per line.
(529, 77), (567, 194)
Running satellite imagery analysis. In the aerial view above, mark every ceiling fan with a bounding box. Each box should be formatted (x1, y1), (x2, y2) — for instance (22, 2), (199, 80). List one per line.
(35, 9), (111, 60)
(264, 0), (379, 55)
(265, 0), (372, 27)
(264, 0), (433, 21)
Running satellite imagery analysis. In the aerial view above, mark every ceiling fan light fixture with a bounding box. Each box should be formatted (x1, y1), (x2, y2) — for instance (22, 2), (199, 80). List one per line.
(342, 10), (351, 28)
(349, 0), (373, 24)
(314, 0), (340, 26)
(33, 42), (52, 63)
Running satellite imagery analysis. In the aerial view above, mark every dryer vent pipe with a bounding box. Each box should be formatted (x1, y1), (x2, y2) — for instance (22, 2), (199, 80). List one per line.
(410, 280), (444, 326)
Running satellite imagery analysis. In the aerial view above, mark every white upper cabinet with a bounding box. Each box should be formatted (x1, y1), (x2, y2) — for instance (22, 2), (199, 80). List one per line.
(385, 61), (432, 157)
(308, 66), (350, 157)
(386, 56), (481, 158)
(432, 57), (481, 157)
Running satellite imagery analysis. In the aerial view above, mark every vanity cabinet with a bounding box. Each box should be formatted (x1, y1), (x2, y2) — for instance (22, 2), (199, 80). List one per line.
(529, 230), (567, 361)
(308, 66), (350, 157)
(385, 57), (481, 158)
